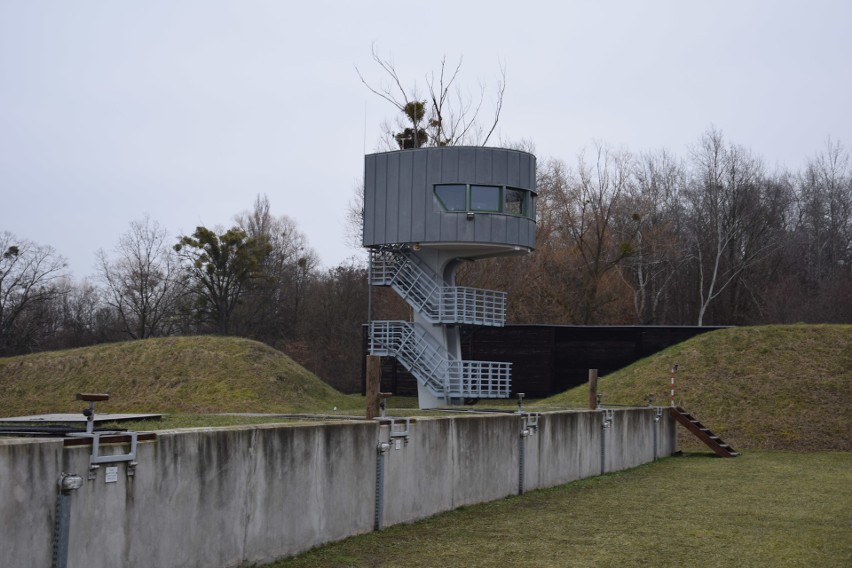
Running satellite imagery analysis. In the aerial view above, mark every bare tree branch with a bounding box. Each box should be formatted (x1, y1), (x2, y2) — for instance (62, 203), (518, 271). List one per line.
(358, 46), (505, 149)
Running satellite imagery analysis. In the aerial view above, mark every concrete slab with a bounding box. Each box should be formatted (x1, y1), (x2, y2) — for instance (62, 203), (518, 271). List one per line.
(0, 413), (162, 423)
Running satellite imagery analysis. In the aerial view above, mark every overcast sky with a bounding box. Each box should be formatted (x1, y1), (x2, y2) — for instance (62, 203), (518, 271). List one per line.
(2, 0), (850, 279)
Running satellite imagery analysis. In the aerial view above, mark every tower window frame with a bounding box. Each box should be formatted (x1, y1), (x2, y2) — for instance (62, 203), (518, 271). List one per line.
(434, 184), (534, 218)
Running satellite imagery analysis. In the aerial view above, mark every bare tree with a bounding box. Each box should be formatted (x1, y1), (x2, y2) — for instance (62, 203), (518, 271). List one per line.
(687, 129), (781, 325)
(237, 195), (316, 274)
(356, 45), (506, 149)
(96, 216), (183, 339)
(617, 149), (690, 323)
(794, 139), (852, 282)
(344, 180), (365, 250)
(298, 262), (369, 392)
(544, 144), (638, 323)
(49, 278), (117, 349)
(0, 232), (68, 354)
(234, 194), (318, 339)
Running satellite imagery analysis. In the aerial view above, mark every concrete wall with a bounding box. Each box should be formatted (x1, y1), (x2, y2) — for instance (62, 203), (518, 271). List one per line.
(0, 438), (64, 568)
(0, 409), (676, 568)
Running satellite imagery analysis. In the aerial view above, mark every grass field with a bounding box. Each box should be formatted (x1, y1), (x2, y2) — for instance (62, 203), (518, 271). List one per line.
(265, 451), (852, 568)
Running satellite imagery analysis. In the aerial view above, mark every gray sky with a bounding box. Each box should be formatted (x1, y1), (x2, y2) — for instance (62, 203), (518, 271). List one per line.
(2, 0), (850, 279)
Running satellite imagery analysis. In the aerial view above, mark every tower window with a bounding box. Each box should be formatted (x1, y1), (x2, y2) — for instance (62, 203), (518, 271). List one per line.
(434, 184), (534, 218)
(504, 188), (526, 215)
(434, 184), (467, 211)
(470, 185), (501, 212)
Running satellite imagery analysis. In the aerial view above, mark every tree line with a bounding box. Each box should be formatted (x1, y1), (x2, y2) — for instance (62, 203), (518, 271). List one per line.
(2, 132), (850, 392)
(0, 195), (367, 392)
(459, 131), (852, 329)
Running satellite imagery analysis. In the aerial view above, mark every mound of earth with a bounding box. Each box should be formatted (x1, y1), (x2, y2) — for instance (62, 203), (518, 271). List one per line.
(0, 336), (352, 415)
(544, 325), (851, 451)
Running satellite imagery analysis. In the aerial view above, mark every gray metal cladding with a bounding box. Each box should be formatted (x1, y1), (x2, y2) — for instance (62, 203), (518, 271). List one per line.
(363, 147), (537, 250)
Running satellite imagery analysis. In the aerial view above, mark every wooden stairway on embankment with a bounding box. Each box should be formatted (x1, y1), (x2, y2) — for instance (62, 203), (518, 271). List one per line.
(671, 406), (740, 457)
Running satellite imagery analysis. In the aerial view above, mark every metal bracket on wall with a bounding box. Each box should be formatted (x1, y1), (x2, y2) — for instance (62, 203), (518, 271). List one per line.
(65, 394), (139, 480)
(388, 418), (410, 440)
(654, 407), (664, 422)
(66, 432), (139, 480)
(388, 418), (410, 449)
(378, 418), (411, 451)
(601, 409), (615, 428)
(520, 412), (539, 437)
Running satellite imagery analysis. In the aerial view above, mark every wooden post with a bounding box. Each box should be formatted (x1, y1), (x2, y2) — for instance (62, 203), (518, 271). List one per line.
(588, 369), (598, 410)
(366, 355), (382, 419)
(670, 363), (678, 407)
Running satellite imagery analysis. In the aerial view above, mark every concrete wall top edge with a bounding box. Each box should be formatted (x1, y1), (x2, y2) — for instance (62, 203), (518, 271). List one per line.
(0, 437), (64, 447)
(149, 420), (376, 437)
(0, 409), (657, 449)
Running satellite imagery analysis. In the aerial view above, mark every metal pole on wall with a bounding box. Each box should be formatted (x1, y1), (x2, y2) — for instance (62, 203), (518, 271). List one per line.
(53, 474), (83, 568)
(588, 369), (598, 410)
(374, 441), (389, 530)
(53, 492), (72, 568)
(367, 251), (373, 325)
(364, 250), (374, 399)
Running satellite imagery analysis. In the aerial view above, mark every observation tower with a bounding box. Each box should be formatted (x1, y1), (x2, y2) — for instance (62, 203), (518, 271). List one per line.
(363, 146), (537, 409)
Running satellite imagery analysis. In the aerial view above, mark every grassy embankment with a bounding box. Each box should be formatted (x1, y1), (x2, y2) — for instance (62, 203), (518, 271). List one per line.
(540, 324), (851, 451)
(0, 336), (362, 423)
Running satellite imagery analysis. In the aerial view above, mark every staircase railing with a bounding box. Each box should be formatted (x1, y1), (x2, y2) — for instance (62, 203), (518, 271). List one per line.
(368, 321), (511, 399)
(370, 250), (506, 326)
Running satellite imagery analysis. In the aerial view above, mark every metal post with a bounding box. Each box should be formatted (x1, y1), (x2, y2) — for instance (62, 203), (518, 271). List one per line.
(52, 492), (71, 568)
(600, 410), (613, 475)
(367, 251), (373, 324)
(518, 433), (525, 495)
(653, 407), (664, 461)
(374, 442), (389, 531)
(52, 474), (82, 568)
(653, 411), (658, 461)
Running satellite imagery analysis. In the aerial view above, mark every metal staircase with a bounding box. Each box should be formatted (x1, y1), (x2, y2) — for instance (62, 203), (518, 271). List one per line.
(368, 249), (512, 402)
(368, 321), (511, 399)
(370, 249), (507, 326)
